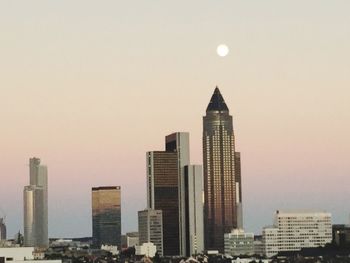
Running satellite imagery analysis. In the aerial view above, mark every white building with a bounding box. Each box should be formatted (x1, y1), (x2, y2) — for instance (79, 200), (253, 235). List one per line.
(262, 210), (332, 258)
(262, 227), (279, 258)
(135, 242), (157, 258)
(184, 164), (204, 256)
(126, 232), (139, 247)
(224, 229), (254, 256)
(101, 245), (119, 255)
(0, 247), (61, 263)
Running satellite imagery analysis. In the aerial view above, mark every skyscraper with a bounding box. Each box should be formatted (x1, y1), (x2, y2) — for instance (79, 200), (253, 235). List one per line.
(203, 87), (242, 252)
(138, 209), (163, 256)
(147, 150), (180, 255)
(165, 132), (190, 256)
(23, 157), (48, 247)
(147, 132), (204, 256)
(92, 186), (121, 248)
(0, 218), (6, 241)
(184, 165), (204, 256)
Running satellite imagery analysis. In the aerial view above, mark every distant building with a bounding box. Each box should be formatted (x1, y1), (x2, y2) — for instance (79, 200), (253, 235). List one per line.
(147, 132), (204, 256)
(121, 232), (139, 249)
(126, 232), (139, 248)
(203, 87), (242, 253)
(184, 165), (204, 255)
(253, 235), (264, 256)
(224, 229), (254, 256)
(0, 247), (61, 263)
(101, 245), (119, 255)
(92, 186), (121, 248)
(135, 242), (157, 258)
(262, 210), (332, 258)
(0, 219), (6, 241)
(23, 157), (48, 248)
(262, 226), (279, 258)
(138, 209), (163, 256)
(332, 224), (350, 247)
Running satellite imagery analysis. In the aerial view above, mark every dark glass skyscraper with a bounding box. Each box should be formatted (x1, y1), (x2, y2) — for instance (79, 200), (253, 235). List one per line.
(147, 132), (203, 256)
(203, 87), (242, 252)
(92, 186), (121, 248)
(147, 150), (180, 256)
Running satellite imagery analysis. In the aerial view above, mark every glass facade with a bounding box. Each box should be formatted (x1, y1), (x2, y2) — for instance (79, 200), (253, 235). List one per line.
(203, 87), (242, 252)
(92, 186), (121, 248)
(148, 151), (180, 256)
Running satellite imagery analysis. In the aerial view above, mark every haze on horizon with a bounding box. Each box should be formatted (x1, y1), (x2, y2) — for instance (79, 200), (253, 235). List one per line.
(0, 0), (349, 238)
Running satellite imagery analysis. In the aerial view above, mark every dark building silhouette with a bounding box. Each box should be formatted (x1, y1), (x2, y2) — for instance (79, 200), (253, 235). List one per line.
(333, 224), (350, 247)
(203, 87), (242, 252)
(92, 186), (121, 248)
(0, 218), (6, 241)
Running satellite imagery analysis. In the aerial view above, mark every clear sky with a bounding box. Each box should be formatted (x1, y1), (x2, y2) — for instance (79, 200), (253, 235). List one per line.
(0, 0), (349, 238)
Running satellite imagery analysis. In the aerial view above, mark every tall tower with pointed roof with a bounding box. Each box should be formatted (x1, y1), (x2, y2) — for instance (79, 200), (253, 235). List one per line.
(203, 87), (242, 252)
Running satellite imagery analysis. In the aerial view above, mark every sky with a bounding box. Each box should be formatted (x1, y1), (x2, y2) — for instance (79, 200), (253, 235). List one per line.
(0, 0), (349, 238)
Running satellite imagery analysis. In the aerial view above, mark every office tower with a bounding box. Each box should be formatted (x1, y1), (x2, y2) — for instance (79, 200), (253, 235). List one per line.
(147, 132), (204, 256)
(92, 186), (121, 248)
(147, 150), (179, 255)
(203, 87), (242, 252)
(184, 165), (204, 256)
(262, 210), (332, 258)
(0, 218), (6, 240)
(165, 132), (190, 256)
(138, 209), (163, 256)
(23, 157), (48, 247)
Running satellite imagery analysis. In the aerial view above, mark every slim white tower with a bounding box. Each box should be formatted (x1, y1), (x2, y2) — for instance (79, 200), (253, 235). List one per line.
(184, 165), (204, 255)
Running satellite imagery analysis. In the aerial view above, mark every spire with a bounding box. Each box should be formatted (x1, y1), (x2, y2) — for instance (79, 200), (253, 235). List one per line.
(206, 86), (229, 112)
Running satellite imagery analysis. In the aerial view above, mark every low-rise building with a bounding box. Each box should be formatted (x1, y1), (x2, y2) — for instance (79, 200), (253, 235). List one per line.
(0, 247), (61, 263)
(224, 229), (254, 256)
(135, 242), (157, 258)
(262, 210), (332, 258)
(138, 209), (163, 256)
(253, 235), (264, 256)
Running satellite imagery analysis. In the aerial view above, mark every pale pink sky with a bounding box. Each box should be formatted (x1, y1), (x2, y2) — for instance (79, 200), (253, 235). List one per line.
(0, 1), (349, 237)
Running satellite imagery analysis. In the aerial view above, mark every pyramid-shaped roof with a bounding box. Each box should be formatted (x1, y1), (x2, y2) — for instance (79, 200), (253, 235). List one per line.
(206, 86), (229, 112)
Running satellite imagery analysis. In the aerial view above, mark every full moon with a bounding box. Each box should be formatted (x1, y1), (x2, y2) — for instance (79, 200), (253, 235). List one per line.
(217, 44), (229, 57)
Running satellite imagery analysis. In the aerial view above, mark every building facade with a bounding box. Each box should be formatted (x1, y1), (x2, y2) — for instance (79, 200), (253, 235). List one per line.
(147, 132), (204, 256)
(135, 242), (157, 258)
(262, 210), (332, 257)
(203, 87), (242, 252)
(184, 165), (204, 255)
(138, 209), (163, 256)
(165, 132), (190, 256)
(224, 229), (254, 256)
(0, 247), (61, 263)
(147, 150), (179, 255)
(0, 218), (6, 241)
(92, 186), (121, 248)
(23, 157), (48, 247)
